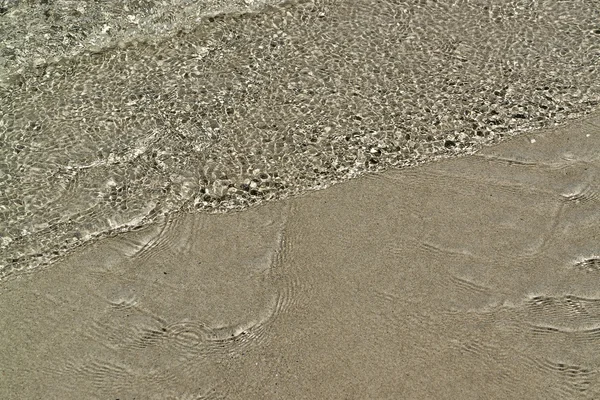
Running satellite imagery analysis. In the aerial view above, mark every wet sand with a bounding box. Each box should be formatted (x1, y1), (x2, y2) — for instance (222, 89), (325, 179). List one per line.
(1, 112), (599, 399)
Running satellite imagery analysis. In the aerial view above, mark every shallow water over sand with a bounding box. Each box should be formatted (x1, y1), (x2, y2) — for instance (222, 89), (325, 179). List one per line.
(1, 1), (600, 279)
(1, 112), (599, 399)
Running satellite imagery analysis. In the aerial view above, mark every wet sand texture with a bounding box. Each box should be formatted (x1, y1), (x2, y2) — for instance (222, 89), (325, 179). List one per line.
(1, 113), (599, 399)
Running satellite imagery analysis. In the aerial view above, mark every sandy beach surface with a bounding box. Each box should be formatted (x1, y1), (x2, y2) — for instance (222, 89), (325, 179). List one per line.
(1, 112), (599, 399)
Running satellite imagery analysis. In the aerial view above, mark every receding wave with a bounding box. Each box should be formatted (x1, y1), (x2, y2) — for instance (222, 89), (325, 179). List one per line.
(1, 0), (599, 280)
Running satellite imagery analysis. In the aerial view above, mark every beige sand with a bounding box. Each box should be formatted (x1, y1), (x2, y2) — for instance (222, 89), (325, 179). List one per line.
(1, 113), (600, 399)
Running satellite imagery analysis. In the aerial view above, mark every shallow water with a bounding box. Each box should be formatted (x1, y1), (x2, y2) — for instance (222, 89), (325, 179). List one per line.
(1, 114), (599, 399)
(1, 0), (600, 279)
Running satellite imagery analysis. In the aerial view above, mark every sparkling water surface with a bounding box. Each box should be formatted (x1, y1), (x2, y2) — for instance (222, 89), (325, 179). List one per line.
(1, 0), (599, 280)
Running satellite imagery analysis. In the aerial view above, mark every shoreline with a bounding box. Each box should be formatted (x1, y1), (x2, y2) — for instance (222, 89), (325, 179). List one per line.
(3, 0), (600, 282)
(1, 112), (599, 399)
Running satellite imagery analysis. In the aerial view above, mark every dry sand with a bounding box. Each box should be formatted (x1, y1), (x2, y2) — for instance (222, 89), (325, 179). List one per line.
(1, 112), (600, 399)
